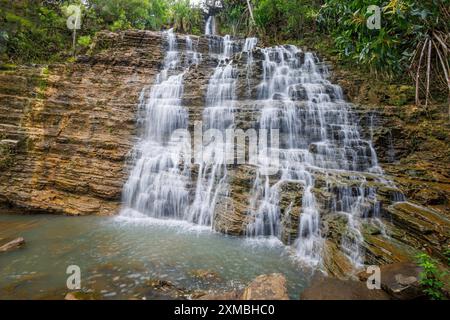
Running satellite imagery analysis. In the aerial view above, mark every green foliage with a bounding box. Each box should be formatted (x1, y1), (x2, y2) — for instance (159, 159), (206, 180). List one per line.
(1, 0), (72, 63)
(77, 35), (92, 48)
(217, 1), (249, 36)
(444, 248), (450, 266)
(319, 0), (449, 78)
(218, 0), (321, 39)
(416, 252), (446, 300)
(254, 0), (320, 40)
(168, 0), (203, 35)
(0, 0), (203, 64)
(89, 0), (165, 30)
(88, 0), (202, 33)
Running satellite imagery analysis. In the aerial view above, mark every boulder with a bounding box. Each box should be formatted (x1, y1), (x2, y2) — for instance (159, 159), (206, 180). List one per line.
(301, 274), (390, 300)
(242, 273), (289, 300)
(0, 237), (25, 252)
(378, 262), (424, 300)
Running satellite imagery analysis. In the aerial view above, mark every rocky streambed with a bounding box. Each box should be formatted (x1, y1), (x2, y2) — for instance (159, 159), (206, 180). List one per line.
(0, 214), (309, 299)
(0, 214), (436, 300)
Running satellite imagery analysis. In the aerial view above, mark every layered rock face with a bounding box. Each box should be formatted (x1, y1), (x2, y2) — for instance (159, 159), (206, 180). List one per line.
(0, 30), (448, 275)
(0, 31), (163, 215)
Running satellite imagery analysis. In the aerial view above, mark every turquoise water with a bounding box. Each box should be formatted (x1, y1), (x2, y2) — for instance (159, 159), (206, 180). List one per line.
(0, 214), (313, 299)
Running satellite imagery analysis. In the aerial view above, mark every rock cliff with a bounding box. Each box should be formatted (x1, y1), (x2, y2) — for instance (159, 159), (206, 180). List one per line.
(0, 31), (163, 215)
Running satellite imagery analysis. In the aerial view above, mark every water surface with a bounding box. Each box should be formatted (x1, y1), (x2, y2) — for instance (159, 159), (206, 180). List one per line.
(0, 214), (312, 299)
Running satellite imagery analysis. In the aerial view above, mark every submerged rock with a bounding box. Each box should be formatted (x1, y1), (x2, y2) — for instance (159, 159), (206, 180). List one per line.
(65, 291), (102, 300)
(0, 237), (25, 252)
(139, 279), (193, 300)
(188, 269), (222, 282)
(197, 290), (243, 300)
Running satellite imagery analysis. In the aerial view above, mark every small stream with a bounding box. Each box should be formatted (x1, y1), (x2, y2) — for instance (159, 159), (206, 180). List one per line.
(0, 214), (312, 299)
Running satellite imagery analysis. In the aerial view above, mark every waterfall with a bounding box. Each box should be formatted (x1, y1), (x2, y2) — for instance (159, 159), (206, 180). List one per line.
(120, 29), (404, 269)
(242, 37), (258, 97)
(121, 29), (199, 220)
(188, 35), (239, 226)
(205, 16), (216, 36)
(185, 35), (201, 66)
(245, 46), (389, 267)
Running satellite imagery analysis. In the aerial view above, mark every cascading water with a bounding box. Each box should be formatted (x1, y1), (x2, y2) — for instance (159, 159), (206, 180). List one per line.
(120, 27), (404, 269)
(121, 29), (199, 220)
(188, 34), (240, 226)
(205, 16), (216, 36)
(245, 46), (390, 267)
(242, 37), (258, 97)
(185, 35), (201, 66)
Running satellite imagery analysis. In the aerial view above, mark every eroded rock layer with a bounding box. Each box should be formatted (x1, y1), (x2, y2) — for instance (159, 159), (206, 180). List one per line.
(0, 31), (164, 215)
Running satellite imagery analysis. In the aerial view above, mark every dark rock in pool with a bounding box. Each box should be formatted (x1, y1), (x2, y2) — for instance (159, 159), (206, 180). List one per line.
(188, 269), (222, 282)
(0, 237), (25, 252)
(139, 279), (193, 300)
(300, 274), (390, 300)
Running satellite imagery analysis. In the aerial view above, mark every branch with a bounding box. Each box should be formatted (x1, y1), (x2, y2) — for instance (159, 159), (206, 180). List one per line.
(415, 38), (428, 106)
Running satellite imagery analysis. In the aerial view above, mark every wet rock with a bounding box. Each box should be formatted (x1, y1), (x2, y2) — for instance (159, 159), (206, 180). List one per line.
(301, 274), (390, 300)
(0, 237), (25, 252)
(413, 188), (446, 206)
(361, 223), (418, 266)
(385, 202), (450, 261)
(213, 165), (257, 236)
(242, 274), (289, 300)
(279, 181), (303, 244)
(197, 290), (243, 300)
(138, 279), (191, 300)
(377, 262), (424, 300)
(65, 291), (102, 300)
(322, 240), (354, 279)
(189, 269), (222, 282)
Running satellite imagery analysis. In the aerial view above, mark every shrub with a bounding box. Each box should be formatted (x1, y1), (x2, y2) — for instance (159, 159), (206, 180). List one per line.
(416, 252), (446, 300)
(77, 35), (92, 48)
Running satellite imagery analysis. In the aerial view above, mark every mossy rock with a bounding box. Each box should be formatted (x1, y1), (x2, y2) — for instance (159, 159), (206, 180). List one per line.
(386, 85), (414, 106)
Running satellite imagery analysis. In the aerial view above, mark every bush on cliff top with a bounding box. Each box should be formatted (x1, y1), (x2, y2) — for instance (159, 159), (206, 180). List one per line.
(0, 0), (204, 64)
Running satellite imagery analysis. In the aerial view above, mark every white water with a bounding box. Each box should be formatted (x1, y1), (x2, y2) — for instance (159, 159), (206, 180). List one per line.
(245, 46), (390, 267)
(188, 34), (240, 226)
(205, 16), (216, 36)
(121, 29), (198, 220)
(242, 37), (258, 97)
(121, 29), (404, 269)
